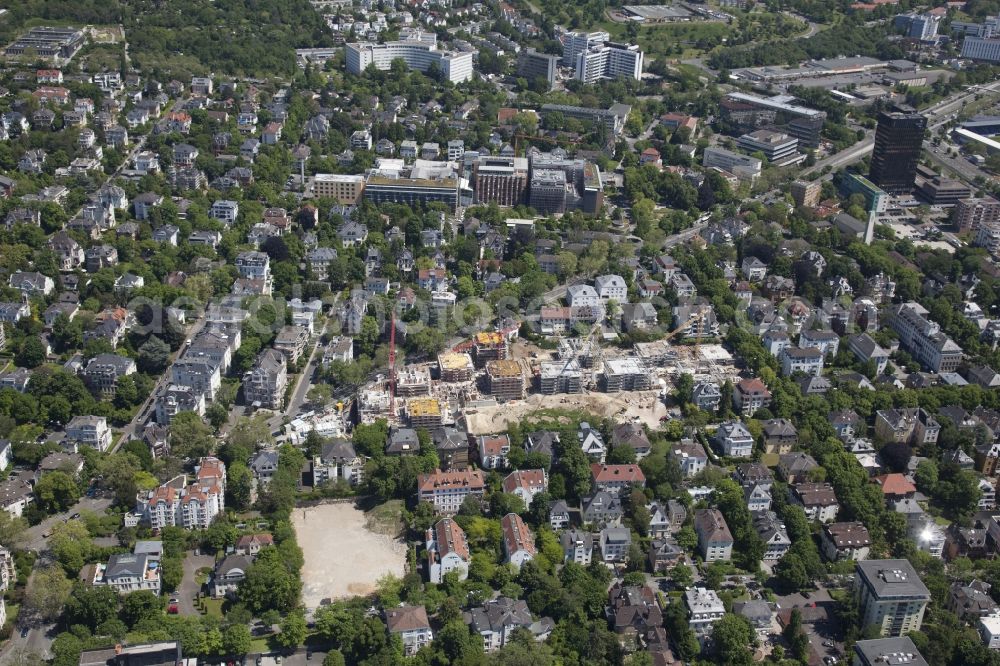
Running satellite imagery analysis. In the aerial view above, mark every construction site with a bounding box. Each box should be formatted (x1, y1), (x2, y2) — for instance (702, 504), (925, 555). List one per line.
(353, 320), (740, 432)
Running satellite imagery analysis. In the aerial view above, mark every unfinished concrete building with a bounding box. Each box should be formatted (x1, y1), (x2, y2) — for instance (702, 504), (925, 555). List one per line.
(485, 360), (525, 401)
(473, 331), (508, 367)
(397, 365), (432, 397)
(407, 398), (443, 428)
(600, 357), (652, 392)
(540, 359), (584, 395)
(438, 352), (474, 382)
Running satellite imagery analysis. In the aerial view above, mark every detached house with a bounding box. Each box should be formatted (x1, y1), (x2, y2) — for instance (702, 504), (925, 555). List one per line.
(386, 606), (433, 657)
(790, 482), (839, 522)
(713, 421), (754, 458)
(734, 378), (771, 416)
(478, 434), (511, 469)
(502, 469), (547, 505)
(669, 439), (708, 478)
(591, 464), (645, 496)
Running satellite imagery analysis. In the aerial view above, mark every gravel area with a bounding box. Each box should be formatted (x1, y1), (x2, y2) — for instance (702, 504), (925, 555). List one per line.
(292, 503), (406, 608)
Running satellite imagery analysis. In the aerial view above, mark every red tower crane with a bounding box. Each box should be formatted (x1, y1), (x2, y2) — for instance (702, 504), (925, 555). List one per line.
(388, 311), (396, 419)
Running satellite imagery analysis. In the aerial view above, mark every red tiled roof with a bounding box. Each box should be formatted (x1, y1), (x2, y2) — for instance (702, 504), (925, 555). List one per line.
(873, 473), (916, 496)
(591, 463), (646, 484)
(501, 513), (536, 555)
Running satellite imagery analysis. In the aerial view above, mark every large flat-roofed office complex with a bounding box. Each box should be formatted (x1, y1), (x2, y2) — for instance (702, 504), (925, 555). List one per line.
(539, 103), (632, 136)
(346, 37), (474, 83)
(364, 159), (460, 211)
(516, 48), (559, 90)
(313, 174), (365, 203)
(5, 27), (85, 62)
(720, 92), (826, 148)
(736, 130), (800, 165)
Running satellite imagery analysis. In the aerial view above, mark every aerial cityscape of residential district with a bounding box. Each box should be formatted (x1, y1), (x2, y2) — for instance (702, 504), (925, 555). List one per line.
(6, 0), (1000, 665)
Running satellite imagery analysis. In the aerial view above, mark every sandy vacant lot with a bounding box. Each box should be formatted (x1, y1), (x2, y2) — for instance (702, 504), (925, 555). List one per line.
(465, 390), (668, 434)
(292, 503), (406, 608)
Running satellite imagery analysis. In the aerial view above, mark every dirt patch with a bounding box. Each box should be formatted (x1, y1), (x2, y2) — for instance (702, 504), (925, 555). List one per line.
(292, 502), (406, 608)
(464, 390), (667, 434)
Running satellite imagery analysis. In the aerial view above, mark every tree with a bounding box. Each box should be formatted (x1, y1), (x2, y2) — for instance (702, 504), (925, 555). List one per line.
(64, 584), (120, 632)
(711, 614), (756, 665)
(169, 412), (214, 459)
(238, 547), (302, 614)
(137, 336), (171, 373)
(23, 565), (73, 621)
(0, 510), (28, 547)
(16, 337), (46, 369)
(322, 651), (346, 666)
(227, 462), (253, 511)
(774, 551), (811, 592)
(34, 471), (79, 513)
(120, 590), (163, 628)
(783, 608), (810, 663)
(52, 314), (83, 352)
(222, 623), (252, 656)
(276, 610), (308, 649)
(49, 520), (93, 573)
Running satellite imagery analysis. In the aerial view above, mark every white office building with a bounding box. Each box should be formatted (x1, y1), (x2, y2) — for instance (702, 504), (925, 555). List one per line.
(346, 37), (474, 83)
(703, 146), (762, 181)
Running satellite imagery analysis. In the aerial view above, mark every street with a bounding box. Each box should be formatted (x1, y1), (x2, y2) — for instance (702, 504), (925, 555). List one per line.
(0, 495), (115, 662)
(116, 314), (208, 447)
(22, 496), (113, 553)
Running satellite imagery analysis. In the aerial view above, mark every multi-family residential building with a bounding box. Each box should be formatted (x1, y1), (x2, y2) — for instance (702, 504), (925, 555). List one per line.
(733, 377), (771, 416)
(887, 301), (963, 373)
(94, 548), (161, 595)
(66, 415), (112, 452)
(590, 463), (646, 496)
(242, 349), (287, 409)
(854, 559), (930, 637)
(790, 482), (840, 522)
(694, 508), (733, 562)
(821, 522), (872, 562)
(501, 512), (536, 569)
(465, 597), (552, 653)
(417, 469), (486, 514)
(753, 510), (791, 560)
(853, 638), (928, 666)
(712, 421), (754, 458)
(685, 587), (726, 637)
(561, 529), (593, 565)
(136, 458), (226, 530)
(874, 408), (940, 446)
(426, 518), (470, 583)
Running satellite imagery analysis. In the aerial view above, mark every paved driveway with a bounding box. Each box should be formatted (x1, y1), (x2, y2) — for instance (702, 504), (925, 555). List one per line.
(177, 551), (216, 616)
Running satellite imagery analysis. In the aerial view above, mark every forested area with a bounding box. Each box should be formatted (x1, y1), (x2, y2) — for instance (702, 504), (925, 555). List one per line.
(0, 0), (335, 77)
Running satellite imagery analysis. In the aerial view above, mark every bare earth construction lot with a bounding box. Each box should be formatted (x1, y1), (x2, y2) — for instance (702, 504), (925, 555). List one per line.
(293, 502), (406, 608)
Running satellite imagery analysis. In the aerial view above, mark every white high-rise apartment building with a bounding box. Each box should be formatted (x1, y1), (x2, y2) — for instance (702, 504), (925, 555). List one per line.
(574, 42), (643, 83)
(562, 30), (609, 66)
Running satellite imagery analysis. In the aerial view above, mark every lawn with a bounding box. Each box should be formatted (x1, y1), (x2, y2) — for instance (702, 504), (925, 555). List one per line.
(365, 500), (405, 538)
(199, 597), (225, 618)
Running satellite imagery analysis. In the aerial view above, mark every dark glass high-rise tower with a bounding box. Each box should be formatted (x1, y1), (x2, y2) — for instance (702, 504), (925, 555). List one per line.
(869, 108), (927, 194)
